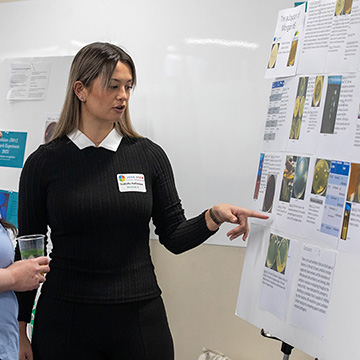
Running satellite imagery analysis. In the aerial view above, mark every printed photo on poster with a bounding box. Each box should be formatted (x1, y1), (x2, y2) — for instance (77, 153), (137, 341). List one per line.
(0, 190), (18, 227)
(0, 191), (9, 221)
(280, 156), (296, 203)
(290, 77), (309, 140)
(340, 202), (351, 240)
(262, 174), (277, 213)
(347, 163), (360, 203)
(291, 156), (309, 200)
(268, 43), (280, 69)
(43, 113), (60, 144)
(311, 158), (331, 197)
(312, 76), (324, 107)
(335, 0), (353, 16)
(44, 120), (57, 143)
(287, 39), (298, 67)
(320, 75), (342, 134)
(254, 153), (265, 200)
(265, 233), (290, 274)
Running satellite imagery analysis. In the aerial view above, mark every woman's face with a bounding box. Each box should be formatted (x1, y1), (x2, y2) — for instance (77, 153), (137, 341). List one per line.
(80, 61), (133, 128)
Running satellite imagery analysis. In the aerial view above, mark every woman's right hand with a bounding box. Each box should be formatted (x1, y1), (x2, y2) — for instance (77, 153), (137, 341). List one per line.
(0, 257), (50, 293)
(7, 257), (50, 292)
(18, 321), (33, 360)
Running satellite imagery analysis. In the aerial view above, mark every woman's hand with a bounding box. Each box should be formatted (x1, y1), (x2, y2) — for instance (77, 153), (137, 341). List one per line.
(18, 321), (33, 360)
(0, 257), (50, 293)
(205, 203), (269, 241)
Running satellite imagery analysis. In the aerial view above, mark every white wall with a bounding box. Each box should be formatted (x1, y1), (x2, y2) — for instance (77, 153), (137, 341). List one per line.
(0, 0), (293, 245)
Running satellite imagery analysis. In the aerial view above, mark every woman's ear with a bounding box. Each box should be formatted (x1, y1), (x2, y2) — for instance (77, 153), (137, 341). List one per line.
(74, 81), (86, 102)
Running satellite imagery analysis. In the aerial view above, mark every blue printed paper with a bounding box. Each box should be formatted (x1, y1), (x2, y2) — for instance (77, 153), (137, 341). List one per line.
(0, 190), (18, 228)
(0, 131), (27, 168)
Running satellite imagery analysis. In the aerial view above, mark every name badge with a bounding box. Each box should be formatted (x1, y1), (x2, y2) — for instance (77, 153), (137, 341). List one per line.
(117, 173), (146, 193)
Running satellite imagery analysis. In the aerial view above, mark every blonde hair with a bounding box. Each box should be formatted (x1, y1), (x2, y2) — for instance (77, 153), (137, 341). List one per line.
(52, 42), (141, 140)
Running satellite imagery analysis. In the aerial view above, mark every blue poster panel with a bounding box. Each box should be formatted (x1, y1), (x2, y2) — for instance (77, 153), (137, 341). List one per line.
(0, 190), (18, 228)
(0, 131), (27, 168)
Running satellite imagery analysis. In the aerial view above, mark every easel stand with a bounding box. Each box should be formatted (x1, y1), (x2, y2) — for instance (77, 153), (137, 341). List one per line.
(261, 329), (293, 359)
(280, 342), (293, 360)
(260, 329), (319, 360)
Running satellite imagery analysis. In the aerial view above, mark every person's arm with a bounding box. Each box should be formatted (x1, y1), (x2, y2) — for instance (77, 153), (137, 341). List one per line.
(0, 257), (49, 293)
(15, 146), (49, 322)
(1, 258), (50, 360)
(18, 320), (33, 360)
(148, 141), (268, 254)
(204, 203), (268, 241)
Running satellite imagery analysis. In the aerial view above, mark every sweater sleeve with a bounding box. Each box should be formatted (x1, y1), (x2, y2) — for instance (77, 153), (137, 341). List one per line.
(15, 145), (49, 323)
(148, 140), (217, 254)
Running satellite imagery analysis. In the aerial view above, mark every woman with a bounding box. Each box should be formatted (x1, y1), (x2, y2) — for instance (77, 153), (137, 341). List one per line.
(15, 42), (268, 360)
(0, 219), (49, 360)
(0, 132), (50, 360)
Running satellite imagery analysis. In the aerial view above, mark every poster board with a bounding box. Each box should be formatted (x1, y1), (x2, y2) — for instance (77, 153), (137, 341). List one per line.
(237, 1), (360, 358)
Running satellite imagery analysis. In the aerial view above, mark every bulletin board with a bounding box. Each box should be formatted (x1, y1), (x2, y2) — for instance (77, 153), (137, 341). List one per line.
(0, 56), (73, 227)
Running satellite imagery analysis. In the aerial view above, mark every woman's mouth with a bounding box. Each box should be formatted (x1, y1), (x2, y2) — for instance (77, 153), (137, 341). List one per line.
(114, 105), (126, 112)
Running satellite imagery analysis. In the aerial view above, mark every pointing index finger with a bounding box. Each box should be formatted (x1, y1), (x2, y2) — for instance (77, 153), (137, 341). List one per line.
(247, 209), (269, 220)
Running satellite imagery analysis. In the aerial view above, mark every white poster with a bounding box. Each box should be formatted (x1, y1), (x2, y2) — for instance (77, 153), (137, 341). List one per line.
(265, 4), (306, 78)
(325, 0), (360, 73)
(260, 232), (299, 320)
(7, 62), (51, 101)
(297, 0), (337, 74)
(262, 77), (298, 152)
(290, 244), (336, 338)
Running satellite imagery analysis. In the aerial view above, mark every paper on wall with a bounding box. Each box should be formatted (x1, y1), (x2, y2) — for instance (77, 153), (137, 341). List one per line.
(265, 4), (306, 79)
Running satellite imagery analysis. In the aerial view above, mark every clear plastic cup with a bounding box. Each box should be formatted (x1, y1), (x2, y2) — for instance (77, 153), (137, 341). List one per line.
(17, 234), (45, 259)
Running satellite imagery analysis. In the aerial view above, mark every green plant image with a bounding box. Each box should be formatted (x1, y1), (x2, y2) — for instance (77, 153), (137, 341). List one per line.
(265, 234), (290, 274)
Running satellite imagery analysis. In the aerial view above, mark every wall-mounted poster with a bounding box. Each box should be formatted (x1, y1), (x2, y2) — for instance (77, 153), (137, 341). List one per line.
(0, 131), (27, 168)
(0, 190), (18, 228)
(265, 3), (306, 78)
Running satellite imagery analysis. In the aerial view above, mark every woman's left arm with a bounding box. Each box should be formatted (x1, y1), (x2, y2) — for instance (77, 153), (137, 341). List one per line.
(148, 140), (268, 253)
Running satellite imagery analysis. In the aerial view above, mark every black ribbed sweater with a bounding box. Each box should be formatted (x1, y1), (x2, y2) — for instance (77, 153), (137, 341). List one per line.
(15, 136), (216, 322)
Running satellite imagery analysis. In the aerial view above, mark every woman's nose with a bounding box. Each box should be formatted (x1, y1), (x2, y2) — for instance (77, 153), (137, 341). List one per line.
(116, 87), (127, 100)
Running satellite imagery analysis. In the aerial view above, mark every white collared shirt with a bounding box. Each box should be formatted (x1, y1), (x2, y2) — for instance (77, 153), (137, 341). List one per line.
(67, 128), (122, 152)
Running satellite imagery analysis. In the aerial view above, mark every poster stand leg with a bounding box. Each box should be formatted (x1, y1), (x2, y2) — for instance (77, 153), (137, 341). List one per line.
(281, 341), (293, 360)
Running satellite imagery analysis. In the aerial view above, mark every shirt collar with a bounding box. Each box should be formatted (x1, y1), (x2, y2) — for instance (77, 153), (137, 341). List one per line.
(67, 128), (122, 152)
